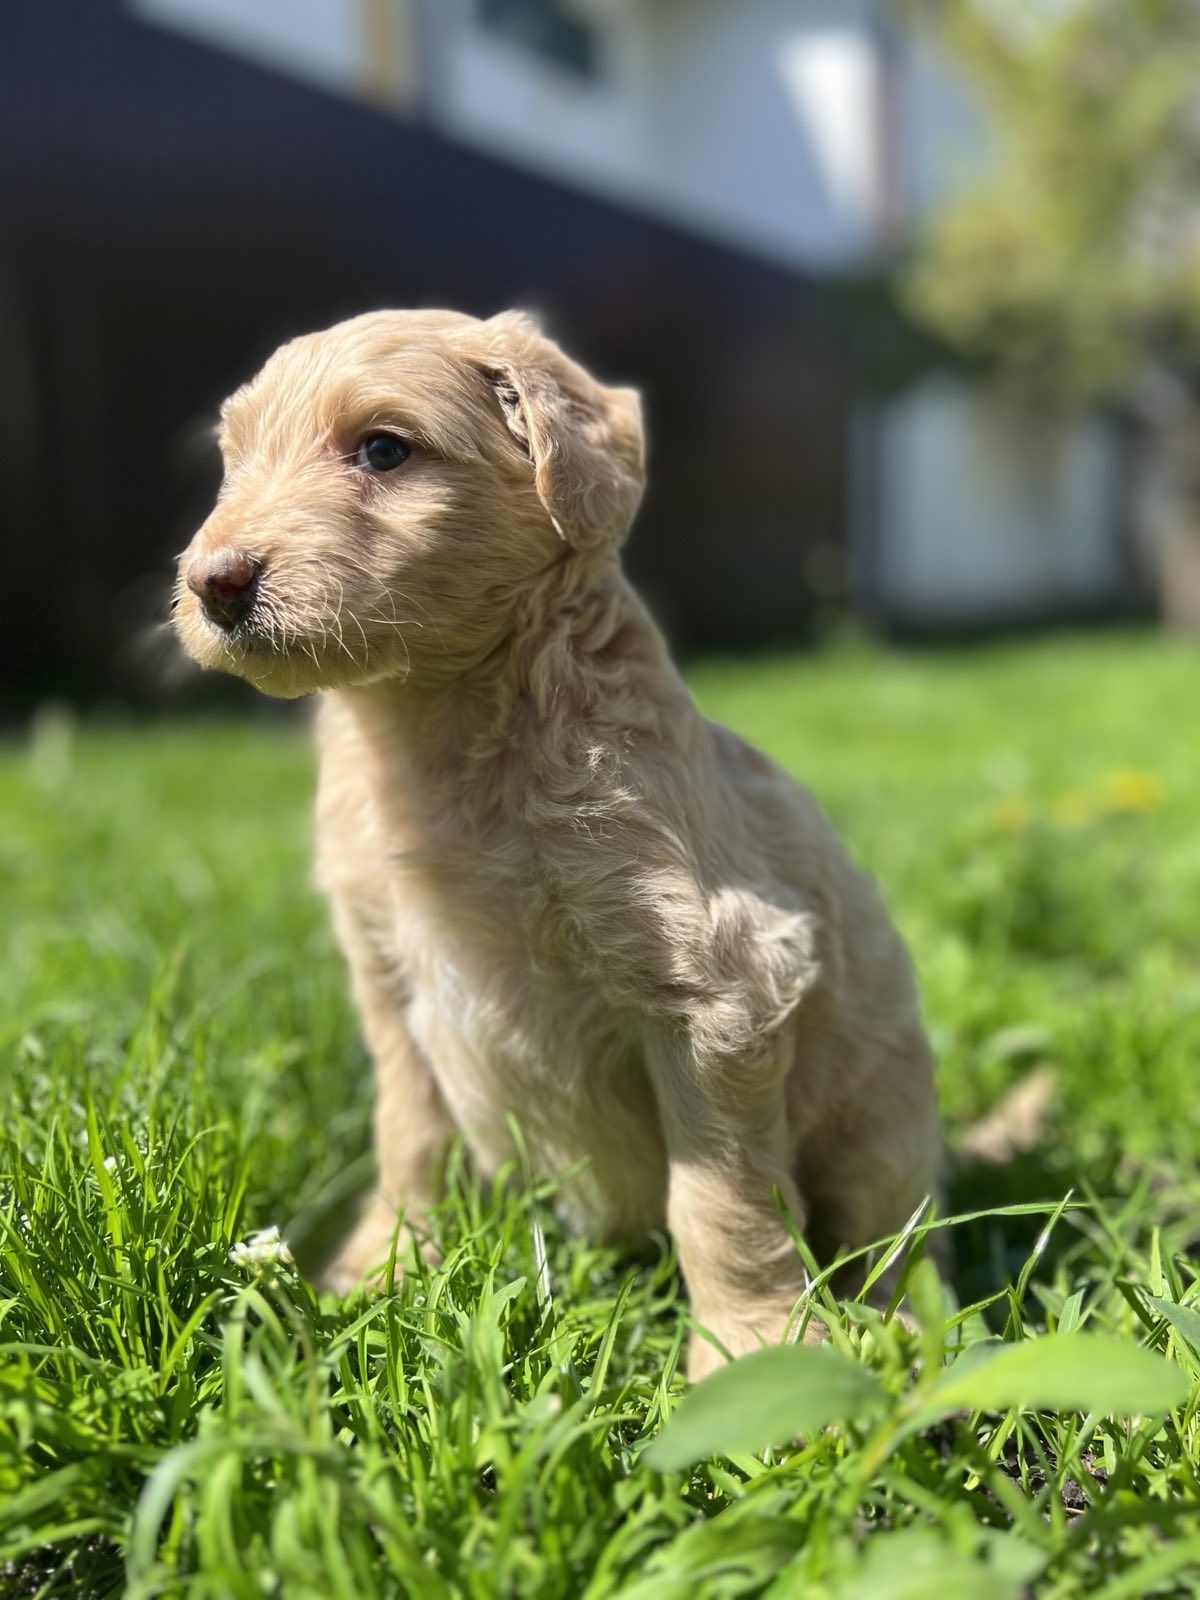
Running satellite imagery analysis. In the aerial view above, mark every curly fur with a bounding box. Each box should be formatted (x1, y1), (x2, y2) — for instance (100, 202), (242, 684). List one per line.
(173, 308), (940, 1377)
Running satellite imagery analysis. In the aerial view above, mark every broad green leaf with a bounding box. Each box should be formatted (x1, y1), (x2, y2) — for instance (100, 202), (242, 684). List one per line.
(1149, 1296), (1200, 1361)
(925, 1333), (1187, 1417)
(907, 1256), (945, 1336)
(643, 1344), (884, 1471)
(943, 1335), (1006, 1377)
(831, 1529), (1044, 1600)
(1058, 1288), (1085, 1334)
(617, 1513), (804, 1600)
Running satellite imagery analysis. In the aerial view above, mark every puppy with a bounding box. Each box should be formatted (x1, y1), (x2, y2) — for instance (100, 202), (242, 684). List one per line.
(174, 309), (939, 1378)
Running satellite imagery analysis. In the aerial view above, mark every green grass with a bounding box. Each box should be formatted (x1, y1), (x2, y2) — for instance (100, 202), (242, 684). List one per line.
(3, 631), (1200, 1597)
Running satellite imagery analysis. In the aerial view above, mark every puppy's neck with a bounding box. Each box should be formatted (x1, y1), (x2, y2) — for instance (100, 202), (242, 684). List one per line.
(327, 560), (684, 781)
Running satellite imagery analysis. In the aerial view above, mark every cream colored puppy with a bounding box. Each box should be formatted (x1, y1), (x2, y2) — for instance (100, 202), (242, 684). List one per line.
(174, 309), (939, 1378)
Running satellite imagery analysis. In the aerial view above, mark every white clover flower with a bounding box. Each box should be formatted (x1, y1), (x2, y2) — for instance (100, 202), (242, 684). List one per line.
(103, 1155), (118, 1173)
(228, 1224), (295, 1271)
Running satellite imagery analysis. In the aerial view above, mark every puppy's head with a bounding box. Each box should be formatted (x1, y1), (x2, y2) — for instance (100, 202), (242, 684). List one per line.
(173, 309), (644, 697)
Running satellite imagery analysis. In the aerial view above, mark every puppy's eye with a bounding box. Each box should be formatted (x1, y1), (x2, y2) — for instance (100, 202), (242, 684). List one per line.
(354, 432), (411, 472)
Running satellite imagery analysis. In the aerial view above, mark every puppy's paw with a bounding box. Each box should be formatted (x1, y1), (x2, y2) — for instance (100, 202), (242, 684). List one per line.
(318, 1192), (435, 1297)
(318, 1252), (381, 1298)
(318, 1233), (394, 1298)
(687, 1296), (824, 1383)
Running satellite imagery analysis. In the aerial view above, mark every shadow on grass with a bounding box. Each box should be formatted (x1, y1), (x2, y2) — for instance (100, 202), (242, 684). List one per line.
(944, 1143), (1123, 1316)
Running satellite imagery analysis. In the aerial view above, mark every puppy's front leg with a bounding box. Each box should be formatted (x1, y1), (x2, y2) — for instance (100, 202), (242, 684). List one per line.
(649, 1033), (815, 1382)
(322, 903), (453, 1293)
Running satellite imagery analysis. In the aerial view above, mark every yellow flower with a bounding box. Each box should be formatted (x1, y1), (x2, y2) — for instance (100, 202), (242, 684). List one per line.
(1101, 768), (1165, 814)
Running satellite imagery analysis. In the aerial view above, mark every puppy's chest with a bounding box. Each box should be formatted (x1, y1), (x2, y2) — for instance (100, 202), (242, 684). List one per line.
(376, 836), (664, 1230)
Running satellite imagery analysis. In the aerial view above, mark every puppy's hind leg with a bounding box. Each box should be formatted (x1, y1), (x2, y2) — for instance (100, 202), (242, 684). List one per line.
(799, 1041), (943, 1314)
(321, 904), (453, 1295)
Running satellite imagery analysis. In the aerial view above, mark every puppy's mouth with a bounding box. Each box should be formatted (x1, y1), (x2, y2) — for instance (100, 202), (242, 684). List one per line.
(197, 604), (269, 652)
(177, 577), (389, 698)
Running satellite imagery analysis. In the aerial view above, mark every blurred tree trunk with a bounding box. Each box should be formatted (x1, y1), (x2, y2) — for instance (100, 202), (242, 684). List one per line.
(1132, 390), (1200, 630)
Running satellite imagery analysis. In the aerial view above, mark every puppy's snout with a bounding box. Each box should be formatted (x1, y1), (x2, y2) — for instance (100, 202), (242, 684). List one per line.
(186, 550), (261, 629)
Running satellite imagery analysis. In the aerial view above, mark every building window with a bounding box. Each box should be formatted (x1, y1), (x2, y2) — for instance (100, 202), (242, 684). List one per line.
(476, 0), (599, 80)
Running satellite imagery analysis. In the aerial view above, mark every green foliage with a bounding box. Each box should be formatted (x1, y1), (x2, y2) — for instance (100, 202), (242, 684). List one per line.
(924, 1330), (1187, 1416)
(643, 1346), (887, 1471)
(903, 0), (1200, 400)
(649, 1331), (1185, 1475)
(3, 634), (1200, 1595)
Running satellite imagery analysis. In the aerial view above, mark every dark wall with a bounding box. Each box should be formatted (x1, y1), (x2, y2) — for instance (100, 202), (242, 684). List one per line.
(1, 0), (849, 708)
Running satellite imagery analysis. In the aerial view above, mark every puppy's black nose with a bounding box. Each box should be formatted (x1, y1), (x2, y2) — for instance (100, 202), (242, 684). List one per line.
(186, 550), (260, 628)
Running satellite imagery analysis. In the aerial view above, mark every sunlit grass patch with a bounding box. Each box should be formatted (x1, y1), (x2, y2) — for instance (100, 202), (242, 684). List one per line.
(3, 632), (1199, 1596)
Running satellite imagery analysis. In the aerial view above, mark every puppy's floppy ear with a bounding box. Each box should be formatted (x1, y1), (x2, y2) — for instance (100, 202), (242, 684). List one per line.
(475, 312), (645, 549)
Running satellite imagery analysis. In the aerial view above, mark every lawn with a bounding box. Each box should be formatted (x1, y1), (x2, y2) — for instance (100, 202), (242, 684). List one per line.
(2, 632), (1200, 1598)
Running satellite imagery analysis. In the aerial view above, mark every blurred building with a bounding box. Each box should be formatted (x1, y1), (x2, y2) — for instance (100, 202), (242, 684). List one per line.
(1, 1), (1140, 705)
(131, 0), (901, 269)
